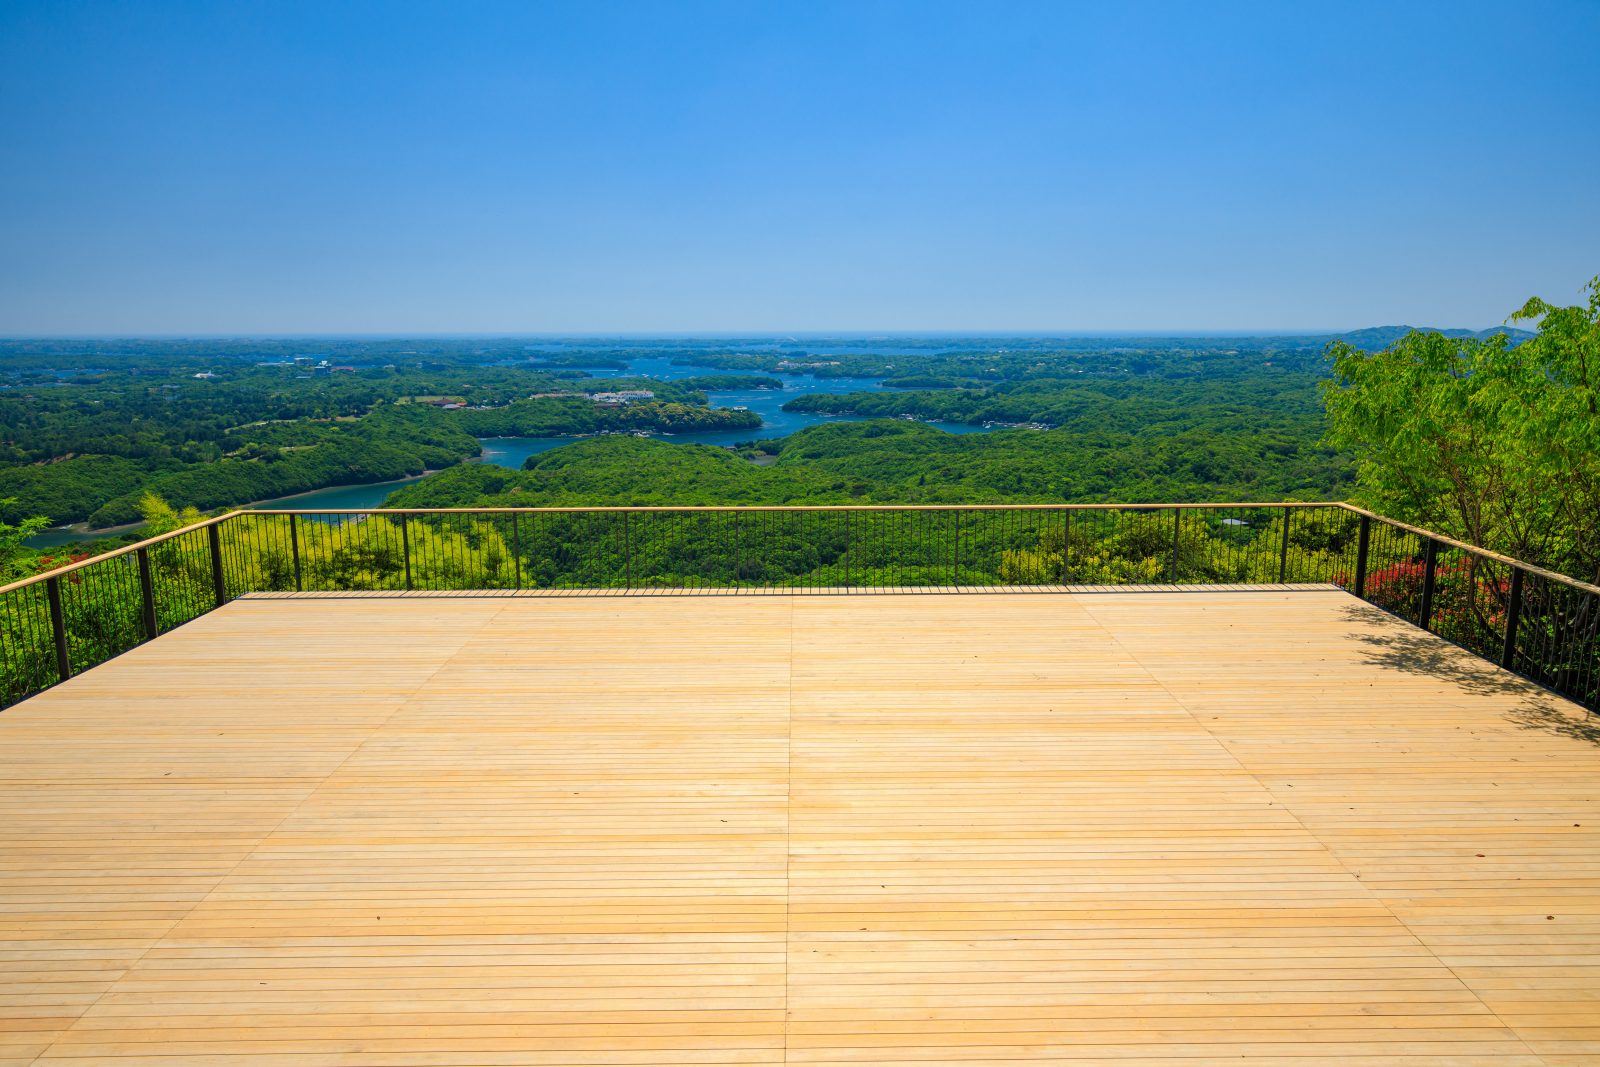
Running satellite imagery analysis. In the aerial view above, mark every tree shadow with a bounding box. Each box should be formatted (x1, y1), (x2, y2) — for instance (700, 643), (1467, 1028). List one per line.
(1337, 600), (1600, 746)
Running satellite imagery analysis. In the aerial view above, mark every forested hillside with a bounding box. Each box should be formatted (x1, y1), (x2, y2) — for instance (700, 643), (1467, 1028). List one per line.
(0, 349), (748, 526)
(387, 418), (1349, 510)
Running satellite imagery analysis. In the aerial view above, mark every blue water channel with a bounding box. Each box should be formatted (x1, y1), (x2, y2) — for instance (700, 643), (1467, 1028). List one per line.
(249, 356), (991, 513)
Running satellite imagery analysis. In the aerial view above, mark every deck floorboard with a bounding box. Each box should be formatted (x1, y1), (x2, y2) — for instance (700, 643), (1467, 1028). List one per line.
(1, 591), (1595, 1065)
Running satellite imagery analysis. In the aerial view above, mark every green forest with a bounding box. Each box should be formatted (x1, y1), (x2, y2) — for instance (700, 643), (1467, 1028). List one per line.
(385, 419), (1345, 511)
(0, 354), (756, 527)
(0, 328), (1361, 537)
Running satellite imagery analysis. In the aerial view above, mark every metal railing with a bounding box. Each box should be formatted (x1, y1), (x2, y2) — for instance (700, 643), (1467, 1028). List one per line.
(2, 503), (1596, 713)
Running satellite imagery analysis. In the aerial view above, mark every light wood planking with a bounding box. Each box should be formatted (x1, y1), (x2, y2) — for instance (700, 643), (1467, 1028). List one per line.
(0, 591), (1595, 1065)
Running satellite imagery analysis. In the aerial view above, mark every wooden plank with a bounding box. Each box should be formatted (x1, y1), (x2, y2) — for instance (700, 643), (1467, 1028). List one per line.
(0, 591), (1594, 1064)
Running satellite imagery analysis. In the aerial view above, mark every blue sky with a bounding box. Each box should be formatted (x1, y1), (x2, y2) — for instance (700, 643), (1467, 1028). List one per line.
(1, 1), (1596, 334)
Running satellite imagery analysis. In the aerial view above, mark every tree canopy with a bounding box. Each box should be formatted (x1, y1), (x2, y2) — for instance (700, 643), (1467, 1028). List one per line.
(1323, 277), (1599, 580)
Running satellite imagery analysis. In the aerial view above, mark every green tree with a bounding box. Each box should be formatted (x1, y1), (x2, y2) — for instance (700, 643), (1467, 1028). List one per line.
(138, 492), (203, 535)
(1322, 276), (1600, 581)
(0, 500), (48, 581)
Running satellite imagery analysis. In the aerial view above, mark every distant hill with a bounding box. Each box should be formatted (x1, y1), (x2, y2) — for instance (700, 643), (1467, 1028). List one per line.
(1332, 325), (1536, 350)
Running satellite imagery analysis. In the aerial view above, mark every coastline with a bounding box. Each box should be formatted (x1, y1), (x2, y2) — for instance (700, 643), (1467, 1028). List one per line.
(240, 469), (443, 511)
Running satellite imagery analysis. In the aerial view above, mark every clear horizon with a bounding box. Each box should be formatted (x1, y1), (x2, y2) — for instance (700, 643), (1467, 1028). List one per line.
(0, 324), (1545, 342)
(2, 0), (1597, 334)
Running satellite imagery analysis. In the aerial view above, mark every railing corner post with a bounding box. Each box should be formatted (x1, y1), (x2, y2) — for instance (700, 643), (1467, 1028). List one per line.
(1353, 515), (1371, 598)
(289, 514), (303, 592)
(46, 575), (70, 682)
(400, 515), (413, 591)
(623, 511), (633, 590)
(1061, 509), (1071, 585)
(512, 511), (523, 591)
(1500, 566), (1524, 670)
(1277, 507), (1293, 584)
(951, 508), (961, 587)
(136, 547), (158, 641)
(1169, 507), (1181, 584)
(1418, 538), (1439, 631)
(208, 522), (226, 608)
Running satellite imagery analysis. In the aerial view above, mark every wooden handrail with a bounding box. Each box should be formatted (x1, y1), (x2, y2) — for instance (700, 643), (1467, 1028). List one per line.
(1334, 504), (1600, 596)
(0, 512), (240, 596)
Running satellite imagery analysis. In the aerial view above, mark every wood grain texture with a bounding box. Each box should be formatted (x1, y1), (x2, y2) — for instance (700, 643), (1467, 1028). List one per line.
(0, 591), (1595, 1065)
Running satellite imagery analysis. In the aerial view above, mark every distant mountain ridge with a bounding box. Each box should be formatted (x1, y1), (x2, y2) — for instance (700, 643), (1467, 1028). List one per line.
(1331, 325), (1536, 350)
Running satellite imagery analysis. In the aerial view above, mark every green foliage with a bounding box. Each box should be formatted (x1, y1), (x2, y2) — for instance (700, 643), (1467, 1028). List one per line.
(0, 501), (49, 582)
(385, 422), (1347, 513)
(0, 457), (152, 526)
(1323, 277), (1600, 580)
(0, 355), (757, 526)
(452, 397), (761, 438)
(137, 493), (203, 535)
(672, 375), (784, 391)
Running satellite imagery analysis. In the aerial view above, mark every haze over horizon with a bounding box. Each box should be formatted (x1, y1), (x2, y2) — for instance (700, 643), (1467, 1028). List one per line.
(2, 0), (1597, 335)
(0, 326), (1545, 342)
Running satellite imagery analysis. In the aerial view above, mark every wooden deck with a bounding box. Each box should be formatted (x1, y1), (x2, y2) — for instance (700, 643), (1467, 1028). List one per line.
(2, 590), (1597, 1066)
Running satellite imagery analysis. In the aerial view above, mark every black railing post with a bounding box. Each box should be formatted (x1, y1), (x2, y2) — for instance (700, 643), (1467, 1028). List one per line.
(1418, 539), (1439, 631)
(208, 522), (226, 608)
(1277, 507), (1293, 583)
(46, 576), (70, 682)
(844, 509), (853, 588)
(136, 547), (158, 640)
(1061, 510), (1071, 585)
(623, 511), (633, 590)
(951, 509), (961, 587)
(1501, 566), (1524, 670)
(289, 514), (303, 592)
(512, 512), (523, 591)
(1353, 515), (1371, 598)
(732, 510), (742, 588)
(401, 516), (413, 591)
(1170, 508), (1181, 584)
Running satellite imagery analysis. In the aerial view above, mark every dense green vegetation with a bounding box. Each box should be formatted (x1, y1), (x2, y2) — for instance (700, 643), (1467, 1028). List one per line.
(385, 419), (1347, 510)
(0, 505), (48, 582)
(0, 350), (756, 527)
(452, 396), (760, 438)
(2, 329), (1360, 535)
(672, 375), (784, 391)
(84, 406), (481, 526)
(784, 375), (1323, 434)
(1324, 277), (1600, 581)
